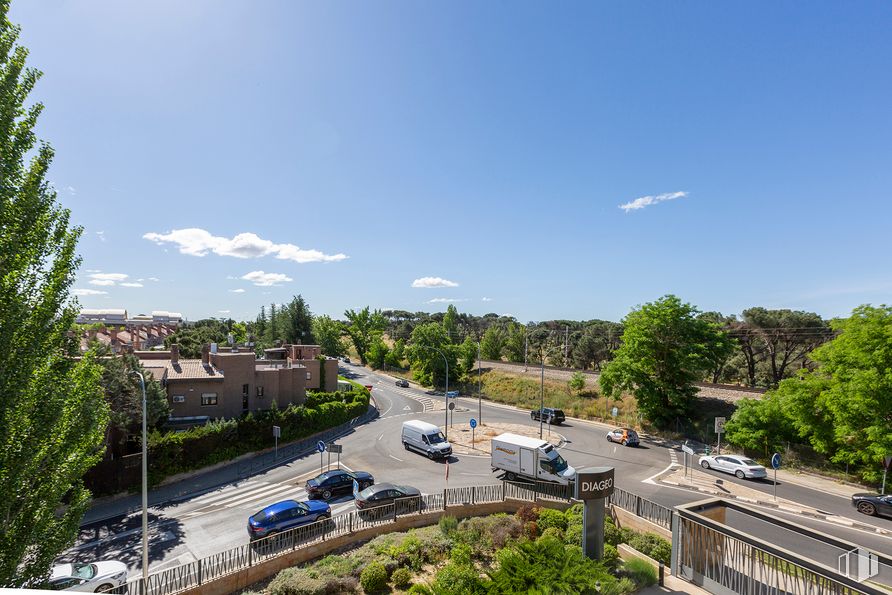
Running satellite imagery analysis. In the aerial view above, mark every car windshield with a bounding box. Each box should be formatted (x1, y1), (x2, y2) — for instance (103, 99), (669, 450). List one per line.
(740, 459), (758, 466)
(549, 454), (569, 473)
(427, 432), (446, 444)
(72, 564), (96, 579)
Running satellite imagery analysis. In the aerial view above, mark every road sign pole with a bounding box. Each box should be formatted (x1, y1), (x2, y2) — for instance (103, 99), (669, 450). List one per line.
(774, 467), (778, 501)
(327, 451), (331, 471)
(717, 432), (721, 456)
(275, 435), (278, 458)
(337, 452), (341, 470)
(472, 426), (475, 449)
(883, 469), (887, 495)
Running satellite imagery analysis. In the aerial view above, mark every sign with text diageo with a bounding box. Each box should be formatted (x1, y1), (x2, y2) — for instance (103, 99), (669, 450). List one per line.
(574, 467), (615, 500)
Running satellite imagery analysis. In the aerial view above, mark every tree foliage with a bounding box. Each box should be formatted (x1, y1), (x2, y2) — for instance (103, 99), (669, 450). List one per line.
(407, 323), (458, 388)
(599, 295), (733, 429)
(480, 325), (506, 360)
(312, 314), (346, 358)
(0, 6), (110, 583)
(343, 307), (387, 365)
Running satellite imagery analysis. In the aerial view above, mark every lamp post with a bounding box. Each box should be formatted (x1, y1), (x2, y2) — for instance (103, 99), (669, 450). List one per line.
(539, 358), (545, 439)
(419, 345), (449, 439)
(129, 370), (149, 581)
(477, 341), (482, 425)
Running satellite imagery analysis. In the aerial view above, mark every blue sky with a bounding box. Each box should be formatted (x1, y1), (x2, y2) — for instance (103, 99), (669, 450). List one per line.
(12, 1), (892, 323)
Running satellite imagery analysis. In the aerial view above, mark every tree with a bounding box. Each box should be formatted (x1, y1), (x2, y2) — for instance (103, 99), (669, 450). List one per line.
(312, 315), (346, 357)
(568, 372), (586, 393)
(442, 304), (459, 343)
(480, 325), (506, 360)
(385, 338), (406, 368)
(571, 321), (622, 371)
(504, 323), (526, 363)
(343, 307), (387, 365)
(281, 295), (314, 345)
(698, 312), (737, 383)
(255, 305), (268, 345)
(268, 303), (278, 345)
(0, 6), (110, 584)
(365, 337), (390, 370)
(458, 336), (477, 378)
(741, 307), (831, 387)
(407, 323), (457, 388)
(599, 295), (733, 429)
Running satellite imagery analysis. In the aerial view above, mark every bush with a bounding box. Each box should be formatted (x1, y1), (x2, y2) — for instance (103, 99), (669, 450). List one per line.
(406, 584), (433, 595)
(627, 532), (671, 566)
(438, 515), (458, 536)
(624, 557), (657, 587)
(514, 504), (540, 524)
(604, 517), (633, 546)
(268, 568), (328, 595)
(602, 543), (620, 570)
(391, 566), (413, 589)
(450, 542), (473, 566)
(538, 526), (564, 542)
(432, 562), (486, 595)
(359, 561), (388, 593)
(563, 523), (582, 546)
(602, 577), (637, 595)
(536, 508), (568, 532)
(389, 534), (427, 570)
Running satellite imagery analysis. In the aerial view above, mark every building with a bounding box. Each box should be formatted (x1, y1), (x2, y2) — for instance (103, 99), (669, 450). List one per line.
(76, 308), (183, 327)
(137, 343), (339, 420)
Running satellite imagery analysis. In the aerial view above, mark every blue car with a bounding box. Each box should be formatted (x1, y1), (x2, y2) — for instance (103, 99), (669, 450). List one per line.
(446, 390), (459, 398)
(247, 499), (331, 540)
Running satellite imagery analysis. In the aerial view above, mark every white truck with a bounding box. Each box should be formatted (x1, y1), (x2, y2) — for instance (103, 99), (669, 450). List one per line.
(491, 432), (576, 485)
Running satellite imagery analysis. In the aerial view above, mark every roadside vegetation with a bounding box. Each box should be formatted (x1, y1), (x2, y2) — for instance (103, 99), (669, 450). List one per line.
(253, 505), (670, 594)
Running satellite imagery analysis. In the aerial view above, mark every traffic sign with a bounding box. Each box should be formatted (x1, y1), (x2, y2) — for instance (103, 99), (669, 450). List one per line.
(328, 443), (343, 454)
(272, 425), (281, 438)
(469, 418), (477, 429)
(316, 441), (326, 453)
(771, 453), (781, 470)
(448, 402), (455, 411)
(884, 455), (892, 471)
(682, 444), (695, 456)
(714, 417), (726, 433)
(611, 406), (618, 418)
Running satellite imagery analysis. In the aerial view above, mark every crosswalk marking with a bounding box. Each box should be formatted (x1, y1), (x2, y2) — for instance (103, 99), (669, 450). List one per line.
(190, 481), (269, 506)
(226, 484), (304, 509)
(390, 387), (435, 411)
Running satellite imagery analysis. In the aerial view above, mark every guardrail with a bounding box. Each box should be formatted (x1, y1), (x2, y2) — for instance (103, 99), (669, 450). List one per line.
(609, 486), (673, 529)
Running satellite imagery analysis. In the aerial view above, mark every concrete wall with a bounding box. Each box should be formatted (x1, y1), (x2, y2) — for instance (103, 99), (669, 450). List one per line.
(611, 505), (672, 541)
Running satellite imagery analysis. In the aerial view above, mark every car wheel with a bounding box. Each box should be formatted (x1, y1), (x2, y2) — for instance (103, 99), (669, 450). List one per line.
(505, 472), (516, 481)
(427, 451), (435, 459)
(95, 584), (114, 593)
(606, 435), (612, 442)
(735, 470), (745, 479)
(701, 460), (710, 469)
(322, 489), (332, 500)
(857, 502), (877, 516)
(404, 442), (410, 450)
(621, 439), (628, 446)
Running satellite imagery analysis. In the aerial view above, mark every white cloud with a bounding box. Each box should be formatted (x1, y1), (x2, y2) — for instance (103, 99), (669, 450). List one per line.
(412, 277), (459, 288)
(618, 191), (688, 213)
(148, 277), (160, 282)
(428, 298), (468, 304)
(241, 270), (293, 287)
(143, 228), (348, 263)
(85, 269), (102, 273)
(229, 288), (246, 293)
(73, 288), (107, 296)
(67, 186), (77, 196)
(88, 272), (128, 287)
(482, 297), (493, 302)
(120, 282), (143, 288)
(95, 231), (106, 242)
(218, 310), (231, 314)
(89, 279), (116, 286)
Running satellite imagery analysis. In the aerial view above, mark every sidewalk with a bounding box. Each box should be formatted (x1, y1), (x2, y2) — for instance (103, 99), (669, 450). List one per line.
(81, 403), (378, 525)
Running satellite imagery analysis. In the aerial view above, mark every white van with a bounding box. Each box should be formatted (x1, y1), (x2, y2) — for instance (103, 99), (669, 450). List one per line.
(401, 420), (452, 459)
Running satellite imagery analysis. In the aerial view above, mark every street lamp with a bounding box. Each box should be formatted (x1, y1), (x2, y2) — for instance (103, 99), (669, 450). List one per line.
(418, 345), (449, 440)
(477, 340), (482, 426)
(129, 370), (149, 581)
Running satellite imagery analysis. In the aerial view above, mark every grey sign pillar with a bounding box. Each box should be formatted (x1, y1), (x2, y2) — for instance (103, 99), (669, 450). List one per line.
(574, 466), (615, 560)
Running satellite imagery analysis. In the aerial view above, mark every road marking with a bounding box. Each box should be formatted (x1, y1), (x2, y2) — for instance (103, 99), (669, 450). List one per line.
(642, 461), (676, 485)
(403, 406), (412, 411)
(191, 482), (292, 507)
(389, 455), (404, 462)
(377, 433), (384, 441)
(226, 485), (305, 509)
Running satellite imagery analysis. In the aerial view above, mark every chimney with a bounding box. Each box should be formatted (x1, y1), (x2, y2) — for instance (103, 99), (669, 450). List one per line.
(201, 344), (210, 365)
(170, 343), (179, 364)
(133, 328), (141, 351)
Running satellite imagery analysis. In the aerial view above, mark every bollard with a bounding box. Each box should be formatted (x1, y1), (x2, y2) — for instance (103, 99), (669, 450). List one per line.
(659, 561), (664, 586)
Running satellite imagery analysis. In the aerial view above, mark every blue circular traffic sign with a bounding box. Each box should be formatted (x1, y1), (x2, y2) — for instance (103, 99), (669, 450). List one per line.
(470, 418), (477, 429)
(317, 441), (326, 453)
(771, 453), (781, 470)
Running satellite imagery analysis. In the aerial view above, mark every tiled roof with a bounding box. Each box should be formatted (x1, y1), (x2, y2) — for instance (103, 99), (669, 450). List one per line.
(165, 359), (224, 381)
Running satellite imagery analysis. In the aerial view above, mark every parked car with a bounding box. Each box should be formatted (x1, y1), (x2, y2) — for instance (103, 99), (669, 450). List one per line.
(49, 561), (128, 592)
(446, 390), (459, 398)
(395, 379), (409, 388)
(606, 428), (640, 446)
(699, 455), (767, 479)
(852, 493), (892, 518)
(354, 482), (422, 515)
(247, 499), (331, 540)
(306, 469), (374, 500)
(530, 407), (565, 425)
(343, 357), (351, 364)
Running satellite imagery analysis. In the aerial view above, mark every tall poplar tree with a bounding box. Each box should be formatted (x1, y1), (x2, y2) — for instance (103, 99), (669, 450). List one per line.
(0, 2), (110, 586)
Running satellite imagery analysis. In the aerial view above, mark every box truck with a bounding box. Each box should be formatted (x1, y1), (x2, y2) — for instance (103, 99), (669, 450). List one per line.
(491, 432), (576, 484)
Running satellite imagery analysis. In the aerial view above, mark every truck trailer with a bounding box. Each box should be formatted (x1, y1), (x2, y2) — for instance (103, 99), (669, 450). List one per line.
(490, 432), (576, 484)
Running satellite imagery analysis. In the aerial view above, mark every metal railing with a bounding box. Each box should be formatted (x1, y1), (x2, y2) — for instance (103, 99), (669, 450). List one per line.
(609, 486), (673, 529)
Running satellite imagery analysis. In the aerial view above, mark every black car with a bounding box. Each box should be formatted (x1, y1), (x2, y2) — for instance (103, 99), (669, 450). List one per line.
(305, 469), (374, 500)
(852, 493), (892, 518)
(395, 379), (409, 388)
(531, 407), (565, 425)
(354, 482), (421, 514)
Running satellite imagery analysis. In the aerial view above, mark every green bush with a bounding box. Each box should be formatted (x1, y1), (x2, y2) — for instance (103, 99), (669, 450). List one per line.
(538, 526), (564, 542)
(359, 561), (388, 593)
(438, 515), (458, 536)
(624, 557), (657, 587)
(602, 577), (637, 595)
(536, 508), (568, 532)
(563, 523), (582, 546)
(604, 516), (633, 546)
(602, 543), (620, 570)
(432, 562), (486, 595)
(627, 532), (671, 566)
(391, 566), (413, 589)
(406, 584), (433, 595)
(267, 568), (328, 595)
(389, 534), (427, 570)
(449, 543), (472, 566)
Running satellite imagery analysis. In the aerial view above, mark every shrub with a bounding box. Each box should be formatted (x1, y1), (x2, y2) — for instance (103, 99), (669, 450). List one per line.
(438, 515), (458, 536)
(268, 568), (328, 595)
(602, 543), (620, 570)
(359, 561), (388, 593)
(407, 584), (433, 595)
(432, 562), (486, 595)
(489, 515), (523, 549)
(627, 532), (671, 566)
(391, 567), (413, 589)
(624, 557), (657, 587)
(536, 508), (568, 532)
(389, 534), (427, 570)
(604, 517), (633, 546)
(514, 504), (540, 524)
(602, 577), (637, 595)
(450, 542), (473, 566)
(522, 520), (538, 540)
(538, 526), (564, 542)
(563, 523), (582, 546)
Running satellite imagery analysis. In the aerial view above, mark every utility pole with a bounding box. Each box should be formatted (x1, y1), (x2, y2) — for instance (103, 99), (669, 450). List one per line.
(539, 358), (545, 439)
(524, 332), (528, 372)
(129, 371), (149, 582)
(564, 325), (569, 366)
(477, 341), (482, 425)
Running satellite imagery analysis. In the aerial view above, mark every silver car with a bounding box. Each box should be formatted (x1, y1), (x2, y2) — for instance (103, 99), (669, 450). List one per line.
(699, 455), (767, 479)
(49, 561), (128, 592)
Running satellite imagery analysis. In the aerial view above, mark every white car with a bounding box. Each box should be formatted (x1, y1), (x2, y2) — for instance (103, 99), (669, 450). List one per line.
(699, 455), (767, 479)
(49, 561), (128, 592)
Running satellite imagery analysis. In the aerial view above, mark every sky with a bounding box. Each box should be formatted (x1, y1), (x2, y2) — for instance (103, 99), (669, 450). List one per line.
(11, 1), (892, 323)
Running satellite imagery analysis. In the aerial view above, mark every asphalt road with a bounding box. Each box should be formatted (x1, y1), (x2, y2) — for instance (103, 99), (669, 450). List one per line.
(62, 362), (892, 582)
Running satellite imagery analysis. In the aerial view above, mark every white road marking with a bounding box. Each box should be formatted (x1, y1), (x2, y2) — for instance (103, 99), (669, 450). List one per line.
(389, 455), (404, 462)
(377, 433), (384, 441)
(190, 481), (267, 505)
(642, 461), (677, 485)
(403, 405), (412, 411)
(225, 485), (303, 508)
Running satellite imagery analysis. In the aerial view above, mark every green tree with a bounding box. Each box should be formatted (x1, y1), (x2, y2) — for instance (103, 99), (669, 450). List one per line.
(281, 295), (314, 344)
(312, 315), (346, 357)
(504, 322), (526, 363)
(724, 395), (797, 456)
(741, 307), (831, 387)
(459, 336), (477, 378)
(0, 6), (110, 583)
(568, 371), (586, 393)
(480, 325), (506, 360)
(385, 338), (406, 368)
(365, 337), (390, 370)
(343, 307), (387, 365)
(599, 295), (733, 429)
(443, 304), (460, 343)
(407, 323), (457, 388)
(268, 303), (279, 345)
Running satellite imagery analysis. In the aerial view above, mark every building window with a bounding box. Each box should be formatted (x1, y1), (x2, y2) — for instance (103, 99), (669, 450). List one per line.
(242, 384), (249, 396)
(256, 386), (264, 397)
(172, 395), (185, 404)
(201, 393), (218, 406)
(306, 372), (312, 380)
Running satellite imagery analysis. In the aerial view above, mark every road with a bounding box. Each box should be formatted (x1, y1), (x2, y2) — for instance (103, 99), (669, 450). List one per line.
(63, 362), (892, 583)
